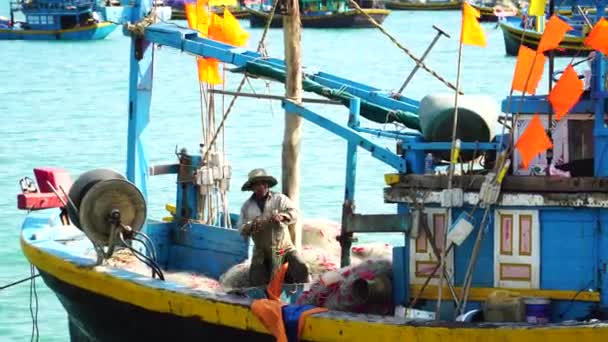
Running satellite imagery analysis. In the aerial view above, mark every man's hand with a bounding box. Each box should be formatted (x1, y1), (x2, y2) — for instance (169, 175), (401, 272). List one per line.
(271, 213), (287, 223)
(240, 223), (253, 237)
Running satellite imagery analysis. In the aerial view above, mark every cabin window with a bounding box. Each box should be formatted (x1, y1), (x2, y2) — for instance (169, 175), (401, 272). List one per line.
(568, 119), (594, 161)
(60, 15), (77, 29)
(48, 16), (54, 24)
(29, 16), (39, 24)
(40, 16), (47, 24)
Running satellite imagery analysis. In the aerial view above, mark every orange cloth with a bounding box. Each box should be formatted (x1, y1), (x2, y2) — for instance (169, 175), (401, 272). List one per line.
(251, 263), (289, 341)
(515, 114), (553, 169)
(511, 45), (545, 94)
(537, 15), (573, 53)
(548, 64), (584, 121)
(584, 17), (608, 55)
(251, 300), (288, 342)
(460, 2), (486, 47)
(297, 307), (327, 339)
(184, 2), (197, 29)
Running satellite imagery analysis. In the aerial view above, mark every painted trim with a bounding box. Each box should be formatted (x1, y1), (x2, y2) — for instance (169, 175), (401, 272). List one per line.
(405, 192), (608, 207)
(500, 214), (514, 256)
(410, 284), (601, 302)
(415, 229), (427, 253)
(519, 215), (532, 256)
(494, 210), (540, 289)
(415, 260), (439, 278)
(433, 213), (446, 253)
(0, 22), (114, 35)
(21, 237), (608, 341)
(499, 263), (532, 282)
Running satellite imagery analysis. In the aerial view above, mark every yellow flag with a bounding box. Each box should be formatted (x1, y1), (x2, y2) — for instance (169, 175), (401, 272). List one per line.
(209, 0), (237, 6)
(460, 2), (486, 47)
(528, 0), (546, 16)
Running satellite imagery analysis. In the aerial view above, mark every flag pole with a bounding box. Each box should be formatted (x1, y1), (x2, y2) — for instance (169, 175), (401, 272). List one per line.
(437, 15), (465, 320)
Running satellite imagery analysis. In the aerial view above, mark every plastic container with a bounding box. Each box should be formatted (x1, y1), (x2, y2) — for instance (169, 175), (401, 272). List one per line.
(484, 290), (525, 322)
(524, 297), (551, 324)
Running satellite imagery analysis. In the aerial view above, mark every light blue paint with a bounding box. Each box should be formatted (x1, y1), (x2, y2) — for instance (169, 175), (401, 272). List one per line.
(126, 0), (153, 200)
(282, 100), (406, 172)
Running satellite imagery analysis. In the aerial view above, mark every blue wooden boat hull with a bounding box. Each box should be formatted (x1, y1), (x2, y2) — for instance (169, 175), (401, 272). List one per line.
(0, 22), (116, 40)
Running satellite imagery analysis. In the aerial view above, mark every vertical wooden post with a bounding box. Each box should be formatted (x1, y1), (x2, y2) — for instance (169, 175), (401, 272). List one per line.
(282, 0), (303, 251)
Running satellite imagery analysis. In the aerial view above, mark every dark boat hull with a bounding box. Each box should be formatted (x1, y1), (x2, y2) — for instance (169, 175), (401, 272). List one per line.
(248, 8), (389, 28)
(384, 1), (460, 10)
(40, 270), (274, 342)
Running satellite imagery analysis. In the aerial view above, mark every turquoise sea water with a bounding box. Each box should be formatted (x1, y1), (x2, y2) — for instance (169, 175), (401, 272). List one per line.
(0, 5), (577, 341)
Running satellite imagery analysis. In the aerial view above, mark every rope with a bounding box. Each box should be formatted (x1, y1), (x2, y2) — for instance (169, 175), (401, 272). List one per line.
(0, 274), (40, 290)
(201, 0), (281, 163)
(347, 0), (463, 95)
(125, 14), (155, 37)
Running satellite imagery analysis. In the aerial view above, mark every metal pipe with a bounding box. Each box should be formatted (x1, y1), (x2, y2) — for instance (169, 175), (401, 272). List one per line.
(398, 25), (450, 94)
(208, 89), (342, 105)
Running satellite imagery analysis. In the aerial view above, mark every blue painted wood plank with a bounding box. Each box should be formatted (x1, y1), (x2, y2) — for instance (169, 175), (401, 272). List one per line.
(453, 209), (494, 288)
(540, 209), (597, 291)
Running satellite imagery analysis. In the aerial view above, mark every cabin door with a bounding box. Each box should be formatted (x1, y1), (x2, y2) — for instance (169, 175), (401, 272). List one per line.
(409, 208), (454, 285)
(494, 210), (540, 289)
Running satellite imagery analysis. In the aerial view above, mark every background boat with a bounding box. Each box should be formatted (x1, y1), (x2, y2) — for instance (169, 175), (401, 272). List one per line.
(169, 0), (251, 19)
(247, 0), (389, 28)
(0, 0), (117, 40)
(499, 15), (591, 56)
(384, 0), (461, 11)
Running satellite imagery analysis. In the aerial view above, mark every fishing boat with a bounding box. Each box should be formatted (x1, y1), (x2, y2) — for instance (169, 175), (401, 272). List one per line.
(470, 1), (519, 22)
(499, 14), (591, 56)
(17, 0), (608, 340)
(384, 0), (461, 11)
(0, 0), (117, 40)
(169, 0), (252, 19)
(247, 0), (390, 28)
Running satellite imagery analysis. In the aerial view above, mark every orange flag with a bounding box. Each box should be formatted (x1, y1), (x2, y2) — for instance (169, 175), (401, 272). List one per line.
(184, 2), (197, 29)
(548, 64), (584, 121)
(460, 2), (487, 47)
(584, 17), (608, 55)
(208, 13), (225, 42)
(515, 115), (553, 169)
(511, 45), (546, 94)
(196, 57), (223, 84)
(537, 15), (572, 53)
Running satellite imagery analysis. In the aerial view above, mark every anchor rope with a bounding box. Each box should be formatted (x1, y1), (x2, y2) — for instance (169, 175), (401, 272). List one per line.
(29, 264), (39, 342)
(0, 273), (40, 290)
(347, 0), (463, 95)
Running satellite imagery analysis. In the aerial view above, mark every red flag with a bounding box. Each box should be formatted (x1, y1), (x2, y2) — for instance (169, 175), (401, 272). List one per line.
(511, 45), (546, 94)
(515, 115), (553, 169)
(584, 17), (608, 55)
(537, 15), (573, 53)
(548, 64), (584, 121)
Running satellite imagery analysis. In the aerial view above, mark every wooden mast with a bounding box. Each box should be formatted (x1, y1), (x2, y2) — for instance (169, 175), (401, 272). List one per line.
(282, 0), (303, 251)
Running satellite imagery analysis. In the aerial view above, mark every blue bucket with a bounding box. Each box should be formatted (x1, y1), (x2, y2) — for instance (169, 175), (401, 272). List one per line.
(524, 297), (551, 324)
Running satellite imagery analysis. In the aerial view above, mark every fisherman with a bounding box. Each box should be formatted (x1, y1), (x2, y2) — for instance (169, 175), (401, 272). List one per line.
(237, 168), (309, 286)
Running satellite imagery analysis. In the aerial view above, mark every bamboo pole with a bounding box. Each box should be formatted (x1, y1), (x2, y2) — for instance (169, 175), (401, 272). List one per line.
(282, 0), (303, 251)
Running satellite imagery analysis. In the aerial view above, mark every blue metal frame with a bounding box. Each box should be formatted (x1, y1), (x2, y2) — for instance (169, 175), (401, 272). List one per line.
(125, 0), (154, 199)
(143, 24), (420, 114)
(282, 100), (407, 173)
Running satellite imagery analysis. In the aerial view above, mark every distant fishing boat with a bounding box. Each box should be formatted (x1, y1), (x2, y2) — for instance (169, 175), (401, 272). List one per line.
(247, 0), (390, 28)
(169, 0), (252, 19)
(384, 0), (461, 11)
(470, 1), (518, 22)
(499, 14), (591, 56)
(0, 0), (117, 40)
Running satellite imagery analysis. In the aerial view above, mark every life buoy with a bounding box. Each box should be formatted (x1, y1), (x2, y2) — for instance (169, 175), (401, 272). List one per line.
(493, 5), (518, 18)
